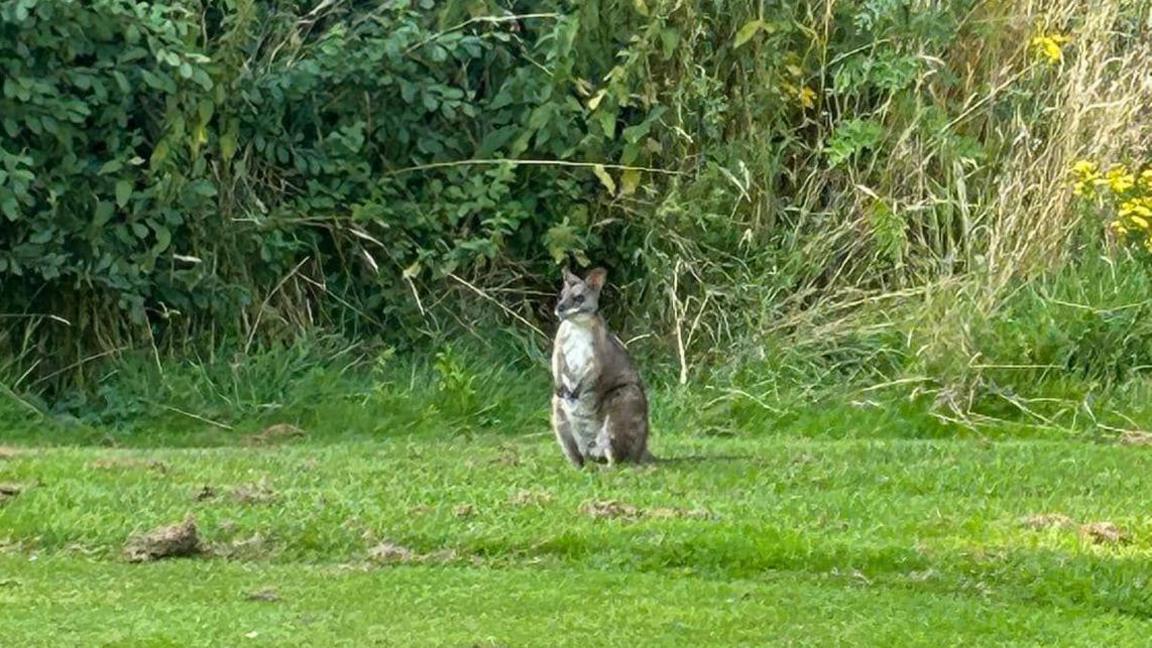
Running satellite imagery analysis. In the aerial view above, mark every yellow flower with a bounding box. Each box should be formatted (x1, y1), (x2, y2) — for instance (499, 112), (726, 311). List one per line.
(1031, 34), (1069, 64)
(798, 86), (817, 109)
(1107, 165), (1136, 193)
(781, 82), (817, 110)
(1072, 159), (1098, 177)
(1120, 200), (1152, 218)
(1131, 215), (1151, 230)
(1070, 159), (1102, 197)
(1110, 220), (1128, 235)
(1073, 181), (1094, 197)
(1141, 169), (1152, 189)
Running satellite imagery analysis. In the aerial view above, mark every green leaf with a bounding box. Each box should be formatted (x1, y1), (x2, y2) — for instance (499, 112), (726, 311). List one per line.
(29, 227), (54, 244)
(620, 169), (641, 196)
(94, 201), (114, 227)
(197, 100), (215, 124)
(98, 160), (123, 175)
(592, 164), (616, 194)
(219, 129), (238, 162)
(594, 109), (617, 140)
(659, 28), (680, 59)
(190, 68), (213, 91)
(477, 125), (518, 157)
(153, 224), (172, 254)
(825, 118), (884, 167)
(545, 222), (580, 264)
(587, 89), (607, 111)
(734, 20), (764, 48)
(112, 70), (130, 93)
(150, 140), (170, 169)
(1, 196), (19, 221)
(115, 180), (132, 208)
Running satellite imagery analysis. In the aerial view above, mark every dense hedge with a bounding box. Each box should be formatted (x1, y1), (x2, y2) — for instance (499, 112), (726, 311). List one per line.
(4, 0), (1084, 379)
(2, 1), (619, 334)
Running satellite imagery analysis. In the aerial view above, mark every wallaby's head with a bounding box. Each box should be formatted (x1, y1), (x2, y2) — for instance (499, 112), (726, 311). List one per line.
(555, 267), (607, 320)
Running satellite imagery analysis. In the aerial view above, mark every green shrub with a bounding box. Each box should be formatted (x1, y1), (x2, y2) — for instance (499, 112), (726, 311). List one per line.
(2, 0), (1150, 415)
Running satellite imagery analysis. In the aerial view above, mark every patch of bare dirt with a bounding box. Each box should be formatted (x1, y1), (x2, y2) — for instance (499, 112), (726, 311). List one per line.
(366, 542), (462, 565)
(245, 424), (307, 446)
(229, 481), (278, 505)
(123, 515), (203, 562)
(580, 500), (713, 521)
(215, 533), (274, 560)
(1018, 513), (1075, 530)
(508, 490), (553, 506)
(647, 506), (714, 520)
(193, 482), (277, 505)
(0, 447), (22, 460)
(427, 548), (461, 563)
(0, 483), (24, 505)
(452, 504), (476, 518)
(88, 457), (169, 473)
(1119, 431), (1152, 446)
(490, 445), (521, 467)
(905, 569), (939, 583)
(244, 588), (281, 602)
(367, 541), (417, 563)
(580, 500), (642, 520)
(1079, 522), (1131, 545)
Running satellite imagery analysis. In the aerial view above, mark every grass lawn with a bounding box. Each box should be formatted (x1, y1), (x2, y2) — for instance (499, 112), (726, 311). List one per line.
(3, 422), (1152, 646)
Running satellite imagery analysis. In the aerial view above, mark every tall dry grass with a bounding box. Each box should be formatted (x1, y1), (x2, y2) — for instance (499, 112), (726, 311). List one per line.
(634, 0), (1151, 373)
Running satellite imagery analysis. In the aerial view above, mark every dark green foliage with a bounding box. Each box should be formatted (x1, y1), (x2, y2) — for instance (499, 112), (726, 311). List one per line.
(0, 1), (630, 373)
(2, 0), (1148, 423)
(0, 2), (991, 374)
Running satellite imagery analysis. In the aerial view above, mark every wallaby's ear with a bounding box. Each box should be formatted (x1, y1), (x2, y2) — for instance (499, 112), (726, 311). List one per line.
(562, 267), (581, 286)
(584, 267), (607, 291)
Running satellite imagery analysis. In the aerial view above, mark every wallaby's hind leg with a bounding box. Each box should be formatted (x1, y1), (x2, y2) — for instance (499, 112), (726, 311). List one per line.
(590, 419), (614, 465)
(602, 384), (650, 464)
(551, 397), (584, 468)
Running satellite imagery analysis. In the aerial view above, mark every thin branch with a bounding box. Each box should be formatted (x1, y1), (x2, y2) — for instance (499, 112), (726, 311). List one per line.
(245, 257), (310, 355)
(383, 158), (685, 177)
(157, 404), (235, 431)
(0, 313), (71, 326)
(447, 273), (548, 340)
(30, 346), (130, 388)
(0, 383), (43, 418)
(404, 13), (560, 54)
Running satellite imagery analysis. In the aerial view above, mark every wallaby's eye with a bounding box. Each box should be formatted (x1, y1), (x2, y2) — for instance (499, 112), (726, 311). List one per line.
(573, 295), (584, 304)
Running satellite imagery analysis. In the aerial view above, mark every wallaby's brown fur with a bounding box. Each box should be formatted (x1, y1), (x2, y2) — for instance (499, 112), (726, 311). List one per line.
(550, 267), (653, 468)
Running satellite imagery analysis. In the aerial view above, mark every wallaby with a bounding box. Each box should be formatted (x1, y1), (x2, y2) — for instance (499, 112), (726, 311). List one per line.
(550, 267), (653, 467)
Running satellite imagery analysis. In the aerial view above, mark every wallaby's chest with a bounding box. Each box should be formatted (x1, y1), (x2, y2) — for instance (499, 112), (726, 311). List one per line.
(555, 320), (597, 391)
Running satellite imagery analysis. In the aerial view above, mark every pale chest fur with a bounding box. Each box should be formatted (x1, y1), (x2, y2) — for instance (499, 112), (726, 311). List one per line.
(554, 319), (598, 392)
(553, 319), (603, 450)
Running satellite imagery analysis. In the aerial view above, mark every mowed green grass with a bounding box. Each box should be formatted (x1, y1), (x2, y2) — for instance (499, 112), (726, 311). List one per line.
(3, 428), (1152, 646)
